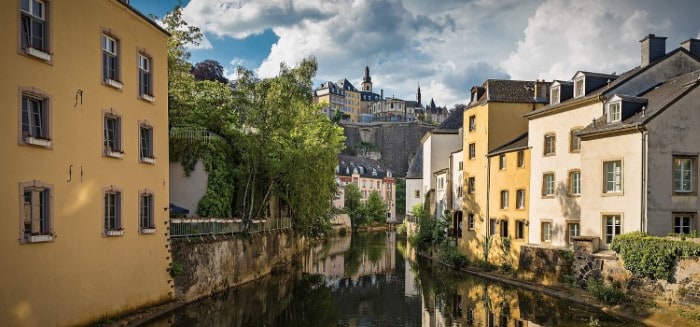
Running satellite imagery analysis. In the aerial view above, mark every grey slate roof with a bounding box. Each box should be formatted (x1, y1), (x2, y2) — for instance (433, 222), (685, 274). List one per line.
(337, 154), (392, 179)
(488, 132), (528, 156)
(578, 69), (700, 137)
(337, 79), (358, 92)
(405, 146), (423, 179)
(434, 105), (465, 131)
(468, 79), (548, 107)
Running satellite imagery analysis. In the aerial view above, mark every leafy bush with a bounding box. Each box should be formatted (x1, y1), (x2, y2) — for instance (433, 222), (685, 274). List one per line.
(396, 220), (408, 236)
(440, 243), (468, 268)
(611, 232), (700, 280)
(586, 279), (627, 305)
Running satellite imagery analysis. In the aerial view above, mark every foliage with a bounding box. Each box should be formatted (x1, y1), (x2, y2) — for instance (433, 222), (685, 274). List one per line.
(611, 232), (700, 280)
(344, 183), (361, 212)
(192, 59), (228, 83)
(586, 279), (627, 305)
(499, 235), (512, 264)
(395, 178), (406, 216)
(365, 191), (388, 223)
(482, 235), (494, 262)
(396, 220), (408, 236)
(169, 261), (185, 277)
(409, 204), (448, 251)
(439, 243), (469, 268)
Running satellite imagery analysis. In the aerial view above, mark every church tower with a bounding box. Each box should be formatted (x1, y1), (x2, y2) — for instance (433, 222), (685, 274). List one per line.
(361, 66), (372, 92)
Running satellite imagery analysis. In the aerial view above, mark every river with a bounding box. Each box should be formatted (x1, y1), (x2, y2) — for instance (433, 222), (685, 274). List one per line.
(145, 231), (642, 326)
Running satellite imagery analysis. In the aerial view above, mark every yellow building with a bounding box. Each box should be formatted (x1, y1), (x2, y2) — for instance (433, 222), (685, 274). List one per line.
(486, 133), (530, 266)
(0, 0), (171, 325)
(460, 80), (548, 262)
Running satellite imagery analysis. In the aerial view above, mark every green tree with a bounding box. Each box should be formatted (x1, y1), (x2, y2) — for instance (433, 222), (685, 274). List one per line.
(395, 178), (406, 216)
(344, 183), (361, 211)
(365, 191), (388, 223)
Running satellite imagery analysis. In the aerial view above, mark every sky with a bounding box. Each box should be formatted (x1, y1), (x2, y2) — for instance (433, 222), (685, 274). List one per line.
(130, 0), (700, 107)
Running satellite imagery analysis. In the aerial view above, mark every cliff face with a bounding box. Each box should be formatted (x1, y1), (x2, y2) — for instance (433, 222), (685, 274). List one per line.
(341, 122), (435, 177)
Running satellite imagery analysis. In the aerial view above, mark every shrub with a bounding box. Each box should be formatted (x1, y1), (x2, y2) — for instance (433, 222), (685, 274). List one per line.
(586, 279), (627, 305)
(611, 232), (700, 281)
(440, 243), (468, 268)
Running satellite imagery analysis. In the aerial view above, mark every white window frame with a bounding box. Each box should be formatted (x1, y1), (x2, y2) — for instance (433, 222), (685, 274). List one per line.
(567, 222), (580, 244)
(468, 213), (475, 231)
(104, 189), (123, 236)
(468, 143), (476, 159)
(139, 124), (155, 163)
(500, 190), (509, 209)
(673, 157), (695, 194)
(542, 173), (555, 197)
(19, 180), (54, 243)
(569, 170), (581, 196)
(468, 177), (475, 193)
(499, 154), (506, 170)
(541, 222), (552, 242)
(139, 192), (156, 234)
(673, 213), (694, 235)
(550, 85), (560, 104)
(499, 220), (508, 238)
(570, 128), (582, 153)
(543, 134), (556, 156)
(469, 115), (476, 132)
(20, 91), (51, 147)
(603, 215), (622, 246)
(515, 220), (525, 239)
(516, 189), (525, 209)
(517, 150), (524, 167)
(103, 111), (123, 158)
(102, 33), (121, 87)
(607, 101), (621, 123)
(138, 53), (154, 100)
(20, 0), (51, 60)
(603, 160), (623, 193)
(574, 77), (585, 98)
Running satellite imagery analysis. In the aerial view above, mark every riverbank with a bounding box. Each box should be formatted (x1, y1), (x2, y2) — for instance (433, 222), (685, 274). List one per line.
(420, 251), (700, 327)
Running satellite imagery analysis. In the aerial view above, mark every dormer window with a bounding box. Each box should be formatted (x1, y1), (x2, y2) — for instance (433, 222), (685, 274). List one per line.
(607, 102), (621, 123)
(550, 86), (560, 104)
(371, 168), (377, 176)
(574, 77), (584, 98)
(471, 91), (478, 103)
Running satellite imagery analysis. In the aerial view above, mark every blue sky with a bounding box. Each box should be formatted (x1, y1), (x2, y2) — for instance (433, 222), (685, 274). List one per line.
(130, 0), (700, 107)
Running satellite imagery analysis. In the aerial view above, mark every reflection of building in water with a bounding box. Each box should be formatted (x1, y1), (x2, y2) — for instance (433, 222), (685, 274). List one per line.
(303, 233), (396, 287)
(404, 259), (418, 297)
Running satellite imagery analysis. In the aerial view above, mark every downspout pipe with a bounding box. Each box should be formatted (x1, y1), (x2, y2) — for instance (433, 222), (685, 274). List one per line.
(636, 124), (648, 233)
(486, 154), (491, 244)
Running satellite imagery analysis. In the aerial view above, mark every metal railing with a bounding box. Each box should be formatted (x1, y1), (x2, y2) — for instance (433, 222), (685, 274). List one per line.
(169, 127), (220, 143)
(170, 217), (293, 238)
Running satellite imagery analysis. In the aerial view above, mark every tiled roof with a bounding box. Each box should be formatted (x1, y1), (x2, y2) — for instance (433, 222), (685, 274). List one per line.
(578, 69), (700, 137)
(469, 79), (548, 107)
(488, 132), (528, 156)
(337, 154), (393, 179)
(405, 146), (423, 178)
(435, 105), (464, 130)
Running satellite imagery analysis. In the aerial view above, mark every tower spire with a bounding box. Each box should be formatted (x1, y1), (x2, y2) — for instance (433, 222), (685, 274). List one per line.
(417, 81), (422, 106)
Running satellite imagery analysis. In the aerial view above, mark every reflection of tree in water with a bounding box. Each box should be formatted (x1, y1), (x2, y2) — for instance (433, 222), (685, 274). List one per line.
(343, 232), (387, 277)
(273, 274), (339, 327)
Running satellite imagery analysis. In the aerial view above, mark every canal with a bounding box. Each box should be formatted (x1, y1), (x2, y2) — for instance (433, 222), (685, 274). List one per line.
(146, 231), (641, 326)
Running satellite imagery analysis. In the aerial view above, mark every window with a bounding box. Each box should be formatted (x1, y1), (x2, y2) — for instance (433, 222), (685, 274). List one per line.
(542, 173), (555, 197)
(500, 190), (509, 209)
(673, 213), (695, 234)
(499, 154), (506, 170)
(414, 190), (420, 198)
(570, 128), (582, 153)
(377, 181), (380, 189)
(550, 86), (560, 104)
(569, 170), (581, 196)
(468, 143), (476, 159)
(607, 102), (621, 123)
(489, 219), (497, 236)
(458, 161), (463, 171)
(140, 124), (154, 163)
(467, 213), (475, 231)
(471, 92), (478, 102)
(516, 189), (525, 209)
(604, 160), (622, 193)
(102, 34), (120, 85)
(567, 222), (580, 244)
(138, 54), (153, 99)
(543, 134), (556, 156)
(515, 220), (525, 239)
(20, 0), (50, 58)
(468, 177), (475, 193)
(21, 92), (51, 146)
(456, 185), (462, 197)
(500, 220), (508, 238)
(603, 215), (622, 245)
(574, 77), (584, 98)
(517, 150), (524, 167)
(673, 156), (695, 194)
(103, 112), (122, 157)
(468, 115), (476, 131)
(140, 193), (155, 233)
(20, 180), (53, 243)
(541, 222), (552, 242)
(104, 190), (123, 235)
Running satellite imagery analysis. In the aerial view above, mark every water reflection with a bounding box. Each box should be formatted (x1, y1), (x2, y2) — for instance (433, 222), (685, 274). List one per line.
(147, 232), (640, 327)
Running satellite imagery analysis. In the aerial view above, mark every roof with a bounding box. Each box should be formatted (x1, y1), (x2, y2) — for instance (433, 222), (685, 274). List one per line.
(526, 47), (700, 118)
(578, 69), (700, 138)
(337, 79), (357, 92)
(434, 105), (465, 130)
(405, 146), (423, 178)
(468, 79), (548, 107)
(487, 132), (528, 156)
(119, 1), (170, 36)
(337, 154), (393, 179)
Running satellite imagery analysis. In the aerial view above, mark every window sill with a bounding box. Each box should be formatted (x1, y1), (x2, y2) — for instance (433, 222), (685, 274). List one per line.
(25, 47), (52, 61)
(601, 191), (624, 197)
(140, 94), (155, 103)
(24, 136), (52, 148)
(27, 234), (53, 243)
(673, 191), (697, 196)
(104, 78), (123, 90)
(105, 150), (124, 159)
(105, 230), (124, 237)
(140, 228), (157, 234)
(140, 157), (156, 164)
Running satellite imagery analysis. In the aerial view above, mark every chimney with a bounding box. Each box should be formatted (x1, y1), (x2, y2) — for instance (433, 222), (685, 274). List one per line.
(640, 34), (667, 67)
(681, 38), (700, 58)
(533, 80), (549, 102)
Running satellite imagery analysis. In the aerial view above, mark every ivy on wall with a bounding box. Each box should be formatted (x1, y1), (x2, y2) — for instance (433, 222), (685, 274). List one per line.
(611, 232), (700, 281)
(170, 136), (234, 218)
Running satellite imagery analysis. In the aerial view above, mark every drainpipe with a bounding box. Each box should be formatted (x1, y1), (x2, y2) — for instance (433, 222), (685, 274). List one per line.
(636, 124), (648, 233)
(486, 154), (491, 243)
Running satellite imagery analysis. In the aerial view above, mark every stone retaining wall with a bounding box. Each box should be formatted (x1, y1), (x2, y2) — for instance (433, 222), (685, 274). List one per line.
(517, 245), (573, 285)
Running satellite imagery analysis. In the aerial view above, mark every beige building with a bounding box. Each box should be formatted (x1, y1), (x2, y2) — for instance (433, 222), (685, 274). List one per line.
(337, 154), (397, 222)
(0, 0), (172, 325)
(461, 80), (548, 262)
(526, 35), (700, 248)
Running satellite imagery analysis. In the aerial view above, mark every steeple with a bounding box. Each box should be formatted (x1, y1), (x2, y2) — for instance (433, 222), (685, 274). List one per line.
(417, 82), (422, 106)
(361, 65), (372, 92)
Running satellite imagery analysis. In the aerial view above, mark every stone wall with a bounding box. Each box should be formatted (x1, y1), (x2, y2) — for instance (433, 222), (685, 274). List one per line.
(341, 122), (435, 177)
(517, 245), (573, 285)
(171, 230), (304, 302)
